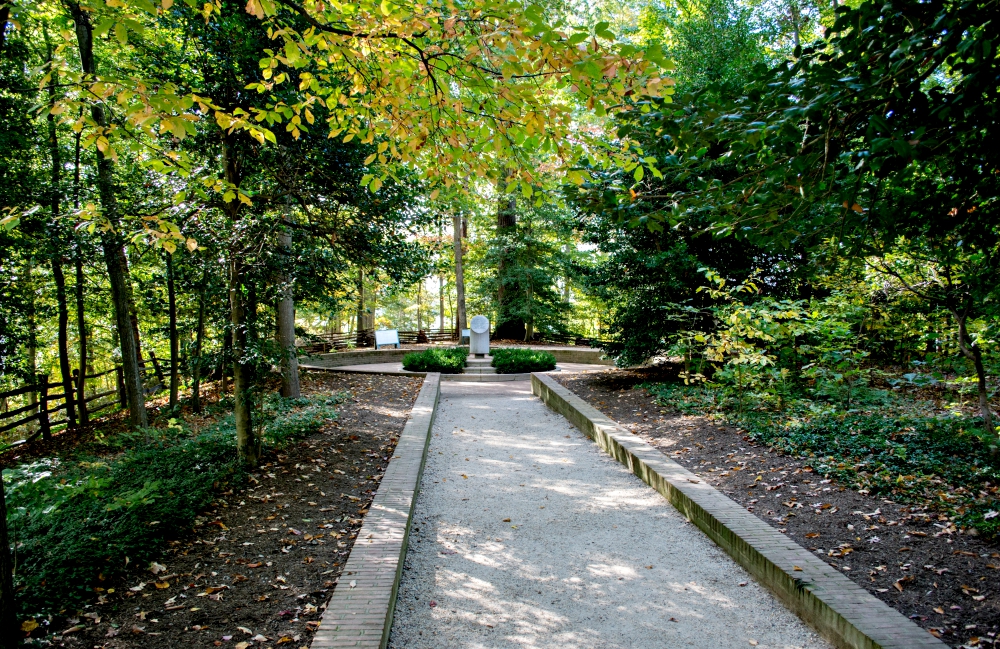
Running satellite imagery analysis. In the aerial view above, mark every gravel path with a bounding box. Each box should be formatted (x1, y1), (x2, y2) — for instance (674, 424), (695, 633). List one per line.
(388, 381), (832, 649)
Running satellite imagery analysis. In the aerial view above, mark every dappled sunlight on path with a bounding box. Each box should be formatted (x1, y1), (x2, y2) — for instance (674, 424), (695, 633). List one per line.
(388, 381), (830, 649)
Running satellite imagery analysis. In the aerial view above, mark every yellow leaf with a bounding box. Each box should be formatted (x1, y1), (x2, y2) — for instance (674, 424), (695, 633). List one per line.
(429, 189), (440, 200)
(162, 241), (176, 254)
(370, 177), (383, 192)
(21, 620), (38, 633)
(380, 0), (390, 15)
(364, 153), (377, 165)
(186, 238), (198, 252)
(161, 0), (173, 9)
(246, 0), (264, 18)
(238, 193), (253, 206)
(154, 581), (170, 589)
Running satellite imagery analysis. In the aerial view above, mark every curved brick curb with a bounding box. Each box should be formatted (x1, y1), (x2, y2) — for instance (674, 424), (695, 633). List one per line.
(530, 372), (944, 649)
(310, 373), (441, 649)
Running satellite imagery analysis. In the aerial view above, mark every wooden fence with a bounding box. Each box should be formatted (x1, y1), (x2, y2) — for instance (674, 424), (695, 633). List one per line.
(0, 353), (168, 448)
(297, 328), (603, 353)
(299, 328), (459, 353)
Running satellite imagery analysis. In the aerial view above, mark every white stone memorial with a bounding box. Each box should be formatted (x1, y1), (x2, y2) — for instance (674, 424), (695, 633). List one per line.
(469, 315), (490, 357)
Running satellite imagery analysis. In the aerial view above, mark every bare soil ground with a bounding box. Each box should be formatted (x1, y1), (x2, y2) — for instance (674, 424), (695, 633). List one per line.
(36, 371), (420, 649)
(554, 369), (1000, 649)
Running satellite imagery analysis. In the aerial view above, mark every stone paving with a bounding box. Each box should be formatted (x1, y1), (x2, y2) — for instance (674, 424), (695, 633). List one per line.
(386, 380), (832, 649)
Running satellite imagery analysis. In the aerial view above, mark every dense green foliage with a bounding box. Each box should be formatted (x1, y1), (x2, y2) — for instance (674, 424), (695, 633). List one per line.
(490, 348), (556, 374)
(568, 0), (999, 441)
(4, 395), (338, 617)
(401, 348), (469, 374)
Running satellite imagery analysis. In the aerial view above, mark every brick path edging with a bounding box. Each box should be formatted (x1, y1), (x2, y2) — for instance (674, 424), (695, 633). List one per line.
(310, 373), (441, 649)
(530, 372), (944, 649)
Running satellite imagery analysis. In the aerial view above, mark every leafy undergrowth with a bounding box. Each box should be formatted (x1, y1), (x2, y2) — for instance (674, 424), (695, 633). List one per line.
(5, 393), (342, 619)
(644, 383), (1000, 538)
(401, 347), (468, 373)
(490, 348), (557, 373)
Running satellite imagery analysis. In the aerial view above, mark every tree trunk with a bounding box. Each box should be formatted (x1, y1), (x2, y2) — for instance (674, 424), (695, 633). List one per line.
(44, 30), (77, 429)
(452, 213), (466, 334)
(73, 105), (88, 425)
(222, 136), (259, 464)
(524, 280), (533, 342)
(277, 211), (300, 398)
(166, 251), (179, 409)
(51, 258), (77, 428)
(789, 0), (801, 50)
(230, 253), (258, 463)
(954, 310), (996, 437)
(220, 324), (231, 393)
(355, 267), (368, 345)
(438, 218), (444, 331)
(496, 195), (517, 316)
(74, 246), (89, 424)
(0, 5), (9, 59)
(67, 1), (147, 427)
(26, 258), (38, 424)
(191, 268), (208, 413)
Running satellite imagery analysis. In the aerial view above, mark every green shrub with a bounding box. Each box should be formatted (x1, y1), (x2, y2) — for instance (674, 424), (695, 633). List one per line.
(491, 348), (557, 373)
(4, 395), (338, 618)
(402, 347), (468, 373)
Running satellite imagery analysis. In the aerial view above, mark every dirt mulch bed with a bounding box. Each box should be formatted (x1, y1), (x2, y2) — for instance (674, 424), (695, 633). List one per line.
(45, 371), (421, 649)
(554, 369), (1000, 649)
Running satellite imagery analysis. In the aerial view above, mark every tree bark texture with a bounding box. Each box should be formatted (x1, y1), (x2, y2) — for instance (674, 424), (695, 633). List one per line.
(75, 245), (89, 424)
(277, 213), (300, 398)
(51, 258), (77, 428)
(452, 213), (466, 334)
(166, 251), (179, 409)
(25, 258), (38, 420)
(191, 268), (208, 413)
(68, 1), (147, 427)
(45, 33), (77, 428)
(955, 310), (996, 437)
(222, 135), (259, 464)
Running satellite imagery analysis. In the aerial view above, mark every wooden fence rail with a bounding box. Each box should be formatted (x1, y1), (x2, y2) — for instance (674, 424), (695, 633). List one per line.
(0, 359), (157, 448)
(297, 328), (605, 353)
(298, 328), (461, 353)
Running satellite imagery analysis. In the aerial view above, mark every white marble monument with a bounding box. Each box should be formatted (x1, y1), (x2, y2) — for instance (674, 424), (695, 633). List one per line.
(469, 315), (490, 357)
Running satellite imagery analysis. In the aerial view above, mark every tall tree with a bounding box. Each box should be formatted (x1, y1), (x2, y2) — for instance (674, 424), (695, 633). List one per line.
(66, 1), (147, 427)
